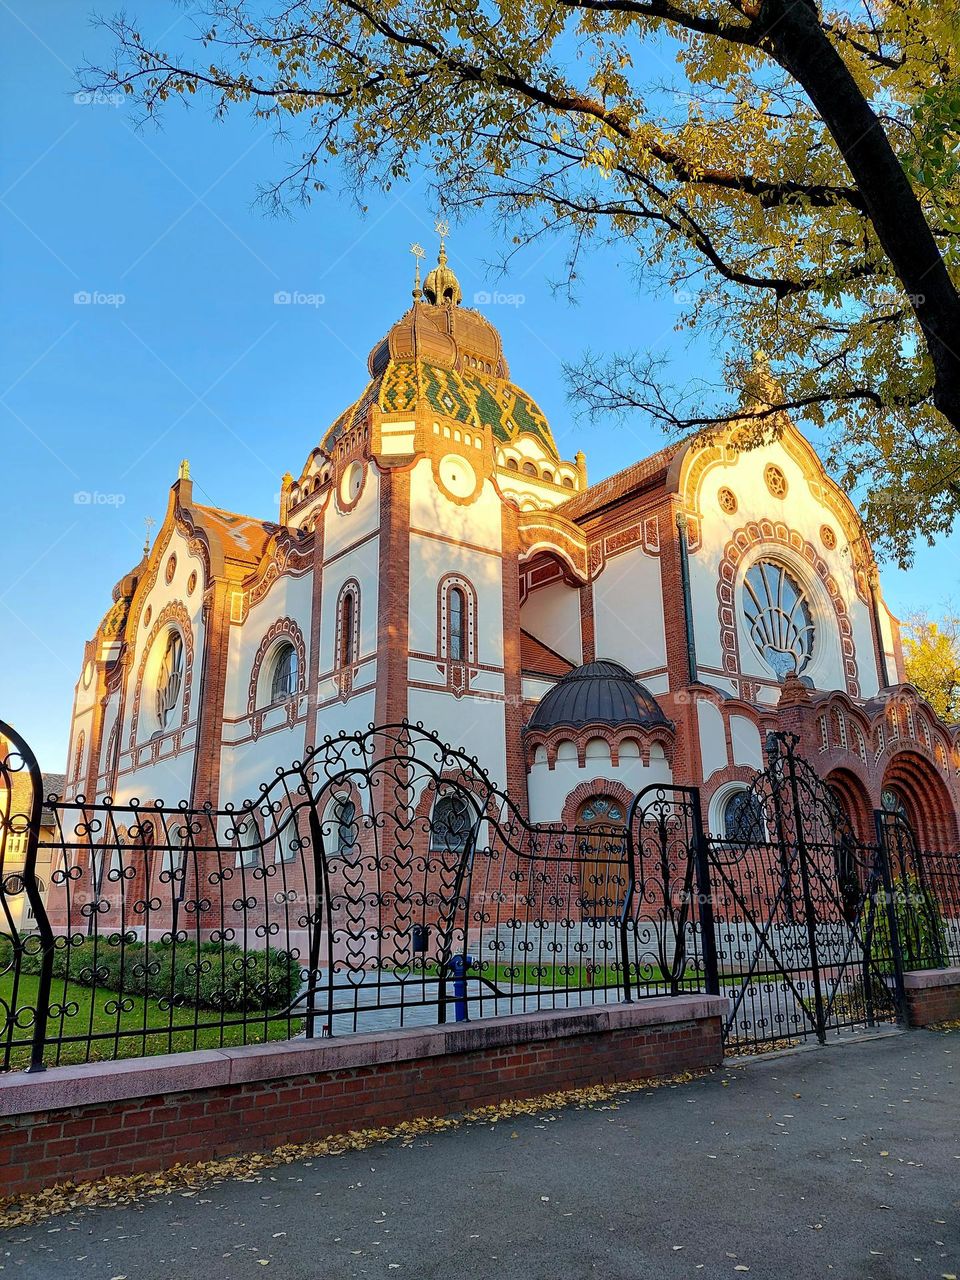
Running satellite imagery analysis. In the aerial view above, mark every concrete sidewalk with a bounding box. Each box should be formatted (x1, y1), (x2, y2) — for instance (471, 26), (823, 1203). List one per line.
(1, 1030), (957, 1280)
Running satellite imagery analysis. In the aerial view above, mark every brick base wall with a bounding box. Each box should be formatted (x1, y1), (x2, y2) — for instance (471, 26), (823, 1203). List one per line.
(902, 968), (960, 1027)
(0, 998), (726, 1201)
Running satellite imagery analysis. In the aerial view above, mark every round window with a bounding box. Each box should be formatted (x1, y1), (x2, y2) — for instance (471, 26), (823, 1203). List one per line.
(743, 561), (814, 679)
(339, 461), (365, 507)
(438, 454), (477, 499)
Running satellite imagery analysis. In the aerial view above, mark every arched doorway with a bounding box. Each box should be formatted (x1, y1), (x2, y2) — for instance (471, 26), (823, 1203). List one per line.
(576, 795), (627, 918)
(882, 752), (959, 850)
(826, 768), (873, 842)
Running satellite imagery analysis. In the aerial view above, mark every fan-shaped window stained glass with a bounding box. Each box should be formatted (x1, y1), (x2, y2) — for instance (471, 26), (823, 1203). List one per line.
(743, 561), (814, 679)
(155, 631), (184, 731)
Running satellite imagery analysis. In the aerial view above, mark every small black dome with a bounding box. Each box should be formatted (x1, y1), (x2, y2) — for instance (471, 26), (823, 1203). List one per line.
(525, 660), (671, 733)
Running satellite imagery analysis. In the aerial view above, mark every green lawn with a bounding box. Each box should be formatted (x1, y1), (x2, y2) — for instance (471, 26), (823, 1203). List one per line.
(0, 972), (303, 1071)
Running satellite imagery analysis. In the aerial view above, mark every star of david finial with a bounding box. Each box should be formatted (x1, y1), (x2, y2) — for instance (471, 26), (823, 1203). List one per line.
(411, 242), (426, 300)
(143, 515), (156, 555)
(435, 219), (450, 239)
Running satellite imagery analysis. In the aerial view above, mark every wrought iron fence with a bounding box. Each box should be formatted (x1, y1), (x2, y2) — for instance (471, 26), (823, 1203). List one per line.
(0, 721), (700, 1072)
(4, 718), (960, 1072)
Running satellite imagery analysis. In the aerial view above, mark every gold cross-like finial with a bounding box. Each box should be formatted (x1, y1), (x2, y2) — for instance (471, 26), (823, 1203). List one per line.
(143, 515), (156, 555)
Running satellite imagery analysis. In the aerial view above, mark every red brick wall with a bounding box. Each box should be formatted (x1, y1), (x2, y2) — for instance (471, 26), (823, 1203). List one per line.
(902, 970), (960, 1027)
(0, 1003), (723, 1200)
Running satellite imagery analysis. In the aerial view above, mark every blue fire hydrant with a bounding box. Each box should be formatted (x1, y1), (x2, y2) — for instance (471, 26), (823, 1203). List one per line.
(448, 953), (474, 1022)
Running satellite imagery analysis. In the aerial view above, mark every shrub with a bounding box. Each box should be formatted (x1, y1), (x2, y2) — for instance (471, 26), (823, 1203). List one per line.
(0, 933), (301, 1013)
(869, 875), (947, 973)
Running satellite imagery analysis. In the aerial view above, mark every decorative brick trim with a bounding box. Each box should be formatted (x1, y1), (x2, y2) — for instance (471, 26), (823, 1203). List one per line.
(525, 722), (674, 771)
(716, 520), (860, 698)
(334, 579), (362, 700)
(246, 618), (308, 717)
(128, 601), (194, 750)
(560, 778), (635, 829)
(436, 572), (479, 697)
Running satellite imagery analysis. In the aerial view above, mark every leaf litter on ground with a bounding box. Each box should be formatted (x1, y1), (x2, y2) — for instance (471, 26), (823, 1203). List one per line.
(0, 1066), (714, 1229)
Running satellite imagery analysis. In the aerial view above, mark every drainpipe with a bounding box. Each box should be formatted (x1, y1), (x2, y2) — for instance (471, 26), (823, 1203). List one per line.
(868, 566), (891, 689)
(675, 512), (698, 684)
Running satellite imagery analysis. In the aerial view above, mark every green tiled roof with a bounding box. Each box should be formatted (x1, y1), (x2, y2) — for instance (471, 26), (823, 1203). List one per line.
(321, 359), (558, 460)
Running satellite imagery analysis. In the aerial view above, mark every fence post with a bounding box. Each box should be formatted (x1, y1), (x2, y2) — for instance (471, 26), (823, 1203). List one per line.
(0, 719), (53, 1073)
(783, 736), (827, 1043)
(690, 789), (721, 997)
(873, 809), (908, 1022)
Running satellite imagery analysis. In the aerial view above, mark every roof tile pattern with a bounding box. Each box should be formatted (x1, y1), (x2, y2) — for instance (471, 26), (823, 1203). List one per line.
(321, 359), (559, 460)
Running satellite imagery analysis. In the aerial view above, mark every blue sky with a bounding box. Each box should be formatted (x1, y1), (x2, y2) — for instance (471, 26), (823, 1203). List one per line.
(2, 0), (958, 772)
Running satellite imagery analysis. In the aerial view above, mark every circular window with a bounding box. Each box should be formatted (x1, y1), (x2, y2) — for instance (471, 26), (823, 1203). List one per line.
(165, 554), (177, 584)
(143, 605), (152, 628)
(718, 486), (738, 515)
(187, 570), (198, 595)
(438, 454), (477, 499)
(764, 464), (788, 499)
(820, 525), (837, 550)
(743, 561), (814, 679)
(339, 460), (365, 507)
(82, 660), (94, 688)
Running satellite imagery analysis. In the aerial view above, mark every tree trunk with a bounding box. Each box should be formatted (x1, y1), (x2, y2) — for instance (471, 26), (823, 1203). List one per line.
(760, 0), (960, 430)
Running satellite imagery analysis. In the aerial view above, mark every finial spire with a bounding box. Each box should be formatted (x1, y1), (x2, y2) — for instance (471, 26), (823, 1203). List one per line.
(436, 219), (449, 262)
(410, 241), (425, 301)
(178, 458), (191, 482)
(143, 515), (156, 556)
(423, 219), (462, 307)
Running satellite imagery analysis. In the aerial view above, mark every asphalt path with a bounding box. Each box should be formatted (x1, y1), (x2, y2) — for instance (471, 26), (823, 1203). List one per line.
(2, 1029), (957, 1280)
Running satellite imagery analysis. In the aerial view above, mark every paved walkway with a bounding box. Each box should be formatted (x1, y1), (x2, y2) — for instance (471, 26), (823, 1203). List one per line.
(2, 1030), (957, 1280)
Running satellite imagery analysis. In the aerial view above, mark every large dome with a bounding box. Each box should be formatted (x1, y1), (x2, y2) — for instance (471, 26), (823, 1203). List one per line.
(319, 249), (560, 461)
(525, 660), (671, 732)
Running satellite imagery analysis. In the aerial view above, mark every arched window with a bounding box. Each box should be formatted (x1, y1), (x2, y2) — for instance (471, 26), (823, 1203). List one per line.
(448, 587), (466, 662)
(429, 793), (475, 853)
(505, 457), (519, 472)
(269, 642), (298, 704)
(338, 588), (357, 667)
(579, 796), (625, 825)
(234, 814), (262, 869)
(743, 561), (815, 679)
(521, 461), (537, 477)
(881, 786), (911, 827)
(721, 790), (767, 843)
(155, 630), (184, 731)
(72, 731), (85, 784)
(333, 796), (357, 856)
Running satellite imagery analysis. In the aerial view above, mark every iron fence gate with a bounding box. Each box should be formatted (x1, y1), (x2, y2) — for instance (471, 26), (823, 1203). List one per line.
(702, 733), (903, 1051)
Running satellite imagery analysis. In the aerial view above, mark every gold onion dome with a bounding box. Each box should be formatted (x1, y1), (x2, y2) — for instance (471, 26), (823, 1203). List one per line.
(422, 242), (462, 306)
